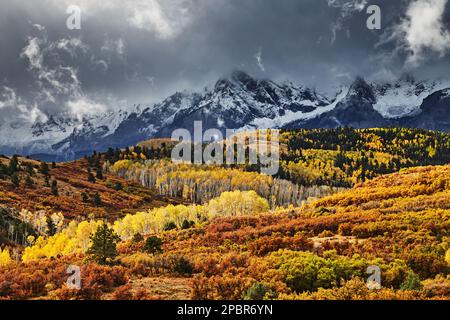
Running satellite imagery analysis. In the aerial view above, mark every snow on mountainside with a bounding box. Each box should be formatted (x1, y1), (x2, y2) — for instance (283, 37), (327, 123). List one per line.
(60, 70), (335, 157)
(404, 87), (450, 132)
(0, 70), (449, 161)
(285, 76), (450, 131)
(0, 116), (79, 156)
(286, 77), (387, 129)
(0, 106), (135, 160)
(159, 70), (331, 136)
(51, 108), (134, 156)
(372, 77), (450, 119)
(246, 87), (348, 129)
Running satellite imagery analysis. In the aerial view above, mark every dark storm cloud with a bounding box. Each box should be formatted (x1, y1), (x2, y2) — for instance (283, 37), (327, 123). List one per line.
(0, 0), (449, 121)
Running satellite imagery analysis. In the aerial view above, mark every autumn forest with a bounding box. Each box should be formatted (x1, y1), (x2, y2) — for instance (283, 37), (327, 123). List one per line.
(0, 127), (449, 300)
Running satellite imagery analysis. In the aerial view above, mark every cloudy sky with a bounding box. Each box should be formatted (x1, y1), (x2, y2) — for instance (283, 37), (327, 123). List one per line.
(1, 0), (450, 123)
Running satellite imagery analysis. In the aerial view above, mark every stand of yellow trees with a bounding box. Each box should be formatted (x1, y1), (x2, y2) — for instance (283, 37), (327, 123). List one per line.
(21, 190), (270, 262)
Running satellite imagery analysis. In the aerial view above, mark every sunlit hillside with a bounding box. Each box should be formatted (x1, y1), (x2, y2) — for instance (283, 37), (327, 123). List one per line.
(0, 153), (448, 300)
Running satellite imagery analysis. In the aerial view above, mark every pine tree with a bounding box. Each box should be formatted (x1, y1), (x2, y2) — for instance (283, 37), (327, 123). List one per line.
(25, 175), (34, 187)
(11, 173), (20, 188)
(25, 164), (34, 176)
(44, 175), (50, 187)
(244, 283), (274, 300)
(88, 172), (96, 183)
(81, 191), (89, 203)
(39, 161), (49, 175)
(143, 236), (163, 255)
(8, 155), (19, 174)
(51, 180), (59, 196)
(400, 272), (423, 291)
(46, 216), (57, 236)
(87, 223), (120, 265)
(96, 167), (103, 180)
(93, 192), (102, 207)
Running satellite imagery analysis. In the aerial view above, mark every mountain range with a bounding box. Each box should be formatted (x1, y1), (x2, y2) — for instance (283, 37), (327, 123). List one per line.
(1, 70), (449, 161)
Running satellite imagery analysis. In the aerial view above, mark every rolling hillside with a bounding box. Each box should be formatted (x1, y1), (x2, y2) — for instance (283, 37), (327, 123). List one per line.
(0, 131), (448, 300)
(0, 156), (183, 219)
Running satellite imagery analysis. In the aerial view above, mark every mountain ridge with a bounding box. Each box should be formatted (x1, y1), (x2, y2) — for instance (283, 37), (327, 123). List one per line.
(1, 71), (449, 161)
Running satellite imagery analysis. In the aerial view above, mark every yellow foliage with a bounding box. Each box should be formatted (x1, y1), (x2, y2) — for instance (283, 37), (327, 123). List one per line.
(22, 220), (102, 262)
(19, 209), (65, 235)
(22, 190), (271, 262)
(207, 190), (270, 217)
(0, 248), (12, 266)
(114, 204), (206, 240)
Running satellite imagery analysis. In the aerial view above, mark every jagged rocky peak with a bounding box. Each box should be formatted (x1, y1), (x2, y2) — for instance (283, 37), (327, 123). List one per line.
(31, 114), (79, 136)
(230, 70), (258, 89)
(347, 77), (376, 103)
(1, 71), (450, 161)
(214, 70), (257, 92)
(421, 88), (450, 111)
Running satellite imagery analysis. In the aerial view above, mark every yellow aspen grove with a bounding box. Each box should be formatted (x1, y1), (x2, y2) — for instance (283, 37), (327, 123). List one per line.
(0, 248), (12, 266)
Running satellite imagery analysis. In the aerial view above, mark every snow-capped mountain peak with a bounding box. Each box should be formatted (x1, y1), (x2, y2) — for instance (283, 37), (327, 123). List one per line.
(1, 71), (449, 161)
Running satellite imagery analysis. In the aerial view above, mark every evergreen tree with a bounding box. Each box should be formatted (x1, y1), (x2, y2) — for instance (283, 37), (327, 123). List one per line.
(88, 172), (96, 183)
(143, 236), (163, 255)
(114, 181), (123, 191)
(8, 155), (19, 174)
(25, 164), (34, 176)
(96, 167), (104, 180)
(39, 161), (49, 175)
(25, 175), (34, 187)
(51, 180), (59, 196)
(163, 222), (177, 231)
(11, 173), (20, 188)
(0, 163), (6, 179)
(44, 175), (50, 187)
(93, 192), (102, 207)
(400, 272), (423, 291)
(244, 283), (274, 300)
(81, 191), (89, 203)
(87, 223), (120, 265)
(46, 216), (57, 236)
(181, 219), (194, 230)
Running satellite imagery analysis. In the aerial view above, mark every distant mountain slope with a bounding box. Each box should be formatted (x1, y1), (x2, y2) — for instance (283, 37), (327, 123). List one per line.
(403, 88), (450, 132)
(286, 77), (450, 130)
(286, 77), (388, 129)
